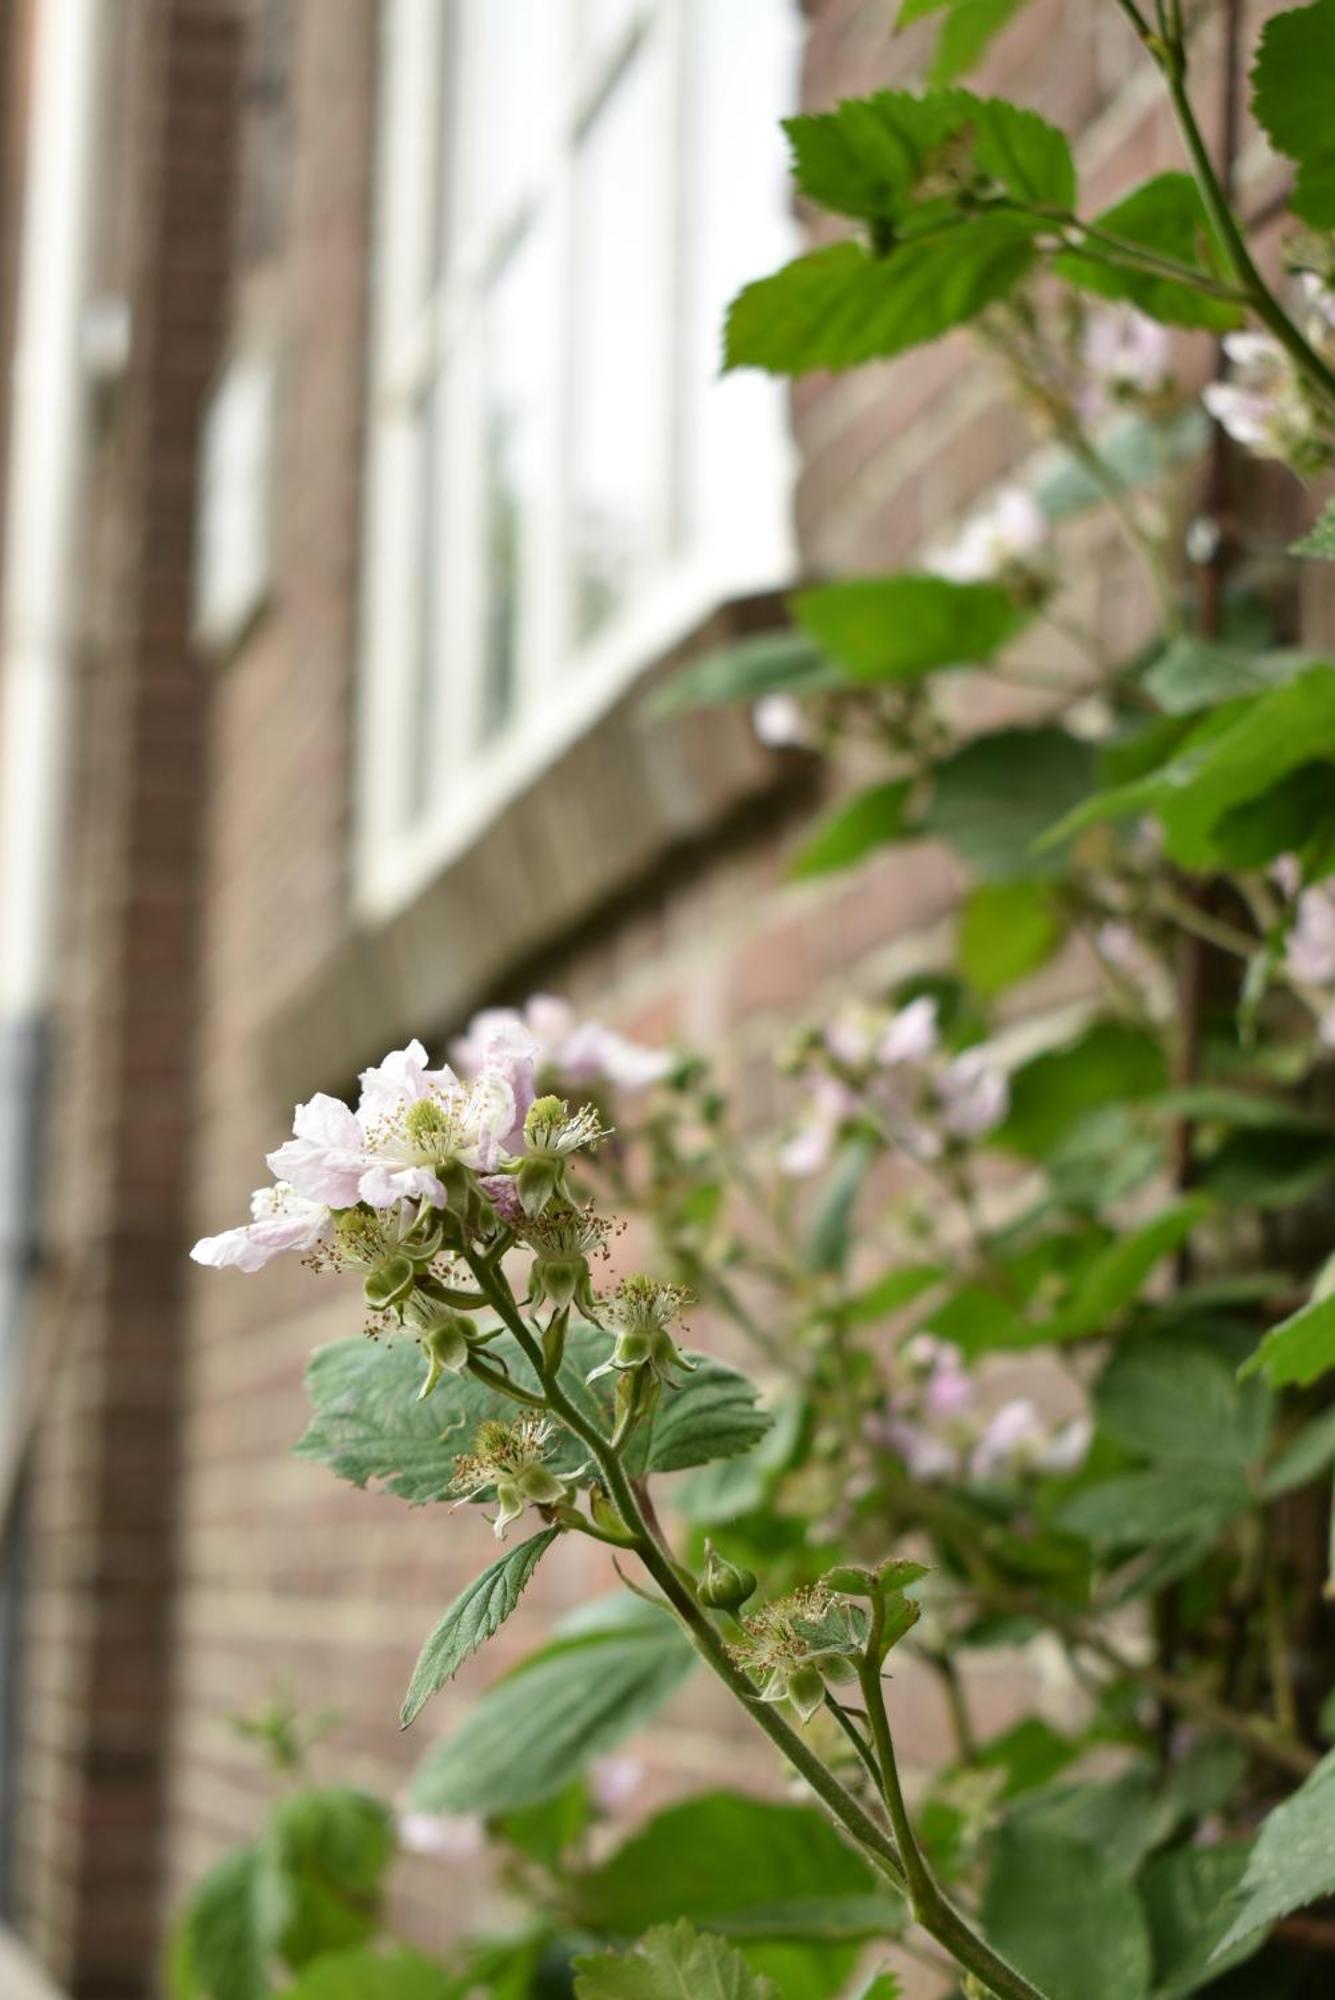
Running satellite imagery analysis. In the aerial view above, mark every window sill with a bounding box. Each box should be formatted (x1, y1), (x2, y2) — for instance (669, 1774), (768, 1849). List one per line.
(262, 591), (810, 1104)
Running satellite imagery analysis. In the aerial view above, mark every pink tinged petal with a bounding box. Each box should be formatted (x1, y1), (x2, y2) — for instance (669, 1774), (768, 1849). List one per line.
(938, 1050), (1009, 1138)
(877, 995), (939, 1067)
(357, 1039), (448, 1119)
(1286, 882), (1335, 987)
(396, 1811), (485, 1860)
(866, 1412), (958, 1481)
(971, 1398), (1044, 1478)
(1038, 1415), (1093, 1474)
(779, 1076), (858, 1177)
(267, 1092), (367, 1205)
(566, 1021), (672, 1089)
(358, 1162), (446, 1209)
(479, 1174), (524, 1226)
(191, 1186), (328, 1273)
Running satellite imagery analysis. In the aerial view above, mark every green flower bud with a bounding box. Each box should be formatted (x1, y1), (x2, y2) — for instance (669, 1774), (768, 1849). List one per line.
(416, 1312), (473, 1401)
(698, 1543), (757, 1611)
(363, 1254), (416, 1310)
(532, 1255), (584, 1312)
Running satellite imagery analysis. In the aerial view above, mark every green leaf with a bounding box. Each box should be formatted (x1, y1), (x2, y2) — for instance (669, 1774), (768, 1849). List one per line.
(981, 1826), (1153, 2000)
(1200, 1128), (1335, 1210)
(724, 223), (1035, 377)
(783, 87), (1070, 218)
(924, 727), (1095, 881)
(998, 1019), (1166, 1160)
(1263, 1401), (1335, 1496)
(784, 90), (975, 221)
(1005, 1767), (1172, 1880)
(567, 1791), (903, 1944)
(1142, 637), (1318, 714)
(1242, 1291), (1335, 1388)
(261, 1788), (395, 1969)
(907, 0), (1031, 85)
(652, 631), (843, 714)
(282, 1951), (462, 2000)
(1057, 1463), (1252, 1547)
(1096, 1339), (1269, 1472)
(1293, 495), (1335, 559)
(1055, 173), (1241, 330)
(409, 1599), (695, 1816)
(1251, 0), (1335, 228)
(1045, 1202), (1207, 1341)
(806, 1137), (874, 1276)
(400, 1529), (560, 1729)
(794, 573), (1027, 682)
(1048, 665), (1335, 868)
(1036, 407), (1209, 519)
(958, 879), (1062, 995)
(845, 1263), (944, 1322)
(791, 781), (913, 879)
(1214, 1747), (1335, 1952)
(1140, 1845), (1261, 1998)
(574, 1922), (780, 2000)
(297, 1330), (769, 1503)
(170, 1846), (272, 2000)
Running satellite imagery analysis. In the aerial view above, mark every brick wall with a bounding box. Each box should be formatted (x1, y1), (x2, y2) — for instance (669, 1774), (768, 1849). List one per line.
(5, 0), (1301, 1988)
(13, 3), (241, 1993)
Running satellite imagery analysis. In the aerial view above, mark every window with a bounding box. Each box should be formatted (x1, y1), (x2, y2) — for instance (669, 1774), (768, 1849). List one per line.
(358, 0), (800, 915)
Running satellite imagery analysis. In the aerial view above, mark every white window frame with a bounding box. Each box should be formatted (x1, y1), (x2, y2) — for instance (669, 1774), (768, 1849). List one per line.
(355, 0), (798, 920)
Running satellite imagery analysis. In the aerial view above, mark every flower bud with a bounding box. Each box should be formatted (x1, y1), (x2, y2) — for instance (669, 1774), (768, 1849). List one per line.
(364, 1254), (416, 1310)
(415, 1311), (473, 1401)
(698, 1543), (756, 1611)
(516, 1463), (565, 1506)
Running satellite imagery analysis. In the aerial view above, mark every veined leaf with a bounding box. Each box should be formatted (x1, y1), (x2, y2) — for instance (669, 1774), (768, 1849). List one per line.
(1242, 1290), (1335, 1388)
(574, 1922), (780, 2000)
(1042, 1200), (1208, 1341)
(923, 726), (1094, 880)
(1095, 1338), (1270, 1472)
(282, 1952), (462, 2000)
(1293, 495), (1335, 559)
(794, 573), (1027, 682)
(1057, 1463), (1251, 1547)
(1140, 1844), (1261, 1998)
(652, 631), (843, 714)
(959, 879), (1062, 996)
(1055, 173), (1241, 330)
(169, 1846), (271, 2000)
(724, 224), (1035, 377)
(567, 1791), (904, 1944)
(1252, 0), (1335, 228)
(1214, 1748), (1335, 1953)
(400, 1530), (560, 1728)
(981, 1826), (1152, 2000)
(409, 1599), (695, 1816)
(790, 780), (913, 879)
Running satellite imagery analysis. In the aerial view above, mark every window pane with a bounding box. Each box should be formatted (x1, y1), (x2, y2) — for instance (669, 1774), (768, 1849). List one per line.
(406, 382), (442, 818)
(576, 0), (640, 52)
(685, 0), (799, 551)
(571, 40), (670, 643)
(471, 0), (562, 229)
(480, 225), (555, 741)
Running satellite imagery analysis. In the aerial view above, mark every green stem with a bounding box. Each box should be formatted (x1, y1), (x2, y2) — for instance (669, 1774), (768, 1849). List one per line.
(858, 1605), (1045, 2000)
(464, 1244), (1065, 1997)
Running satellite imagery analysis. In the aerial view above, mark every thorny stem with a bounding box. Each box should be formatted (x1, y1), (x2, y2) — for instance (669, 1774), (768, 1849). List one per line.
(464, 1244), (1061, 1999)
(858, 1598), (1046, 2000)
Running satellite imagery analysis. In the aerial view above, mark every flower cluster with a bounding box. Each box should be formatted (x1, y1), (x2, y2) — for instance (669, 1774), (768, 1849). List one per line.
(1203, 276), (1335, 473)
(867, 1334), (1090, 1486)
(451, 994), (672, 1096)
(780, 995), (1009, 1177)
(729, 1585), (870, 1721)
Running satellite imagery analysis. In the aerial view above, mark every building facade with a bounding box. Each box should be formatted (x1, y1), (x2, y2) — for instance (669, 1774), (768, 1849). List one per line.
(0, 1), (1286, 1994)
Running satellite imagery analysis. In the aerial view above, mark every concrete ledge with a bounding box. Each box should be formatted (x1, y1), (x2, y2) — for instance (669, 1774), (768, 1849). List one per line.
(0, 1929), (66, 2000)
(262, 593), (813, 1106)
